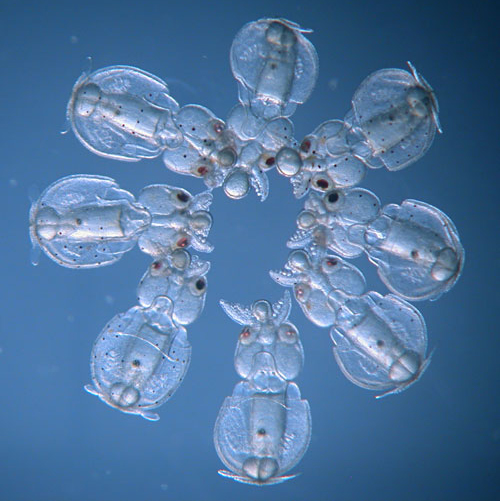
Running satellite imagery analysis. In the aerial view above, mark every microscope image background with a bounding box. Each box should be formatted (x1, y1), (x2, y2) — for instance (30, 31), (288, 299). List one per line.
(0, 1), (498, 500)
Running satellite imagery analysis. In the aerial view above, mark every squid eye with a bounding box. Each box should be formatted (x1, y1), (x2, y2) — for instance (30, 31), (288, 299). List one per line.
(176, 191), (190, 203)
(326, 191), (339, 204)
(176, 236), (189, 248)
(172, 189), (191, 209)
(300, 138), (312, 153)
(149, 259), (170, 278)
(321, 256), (341, 275)
(190, 277), (206, 296)
(239, 327), (254, 345)
(278, 323), (298, 344)
(265, 156), (275, 167)
(195, 165), (209, 177)
(212, 120), (224, 135)
(258, 152), (276, 171)
(324, 189), (344, 211)
(314, 177), (330, 190)
(294, 283), (311, 303)
(150, 260), (164, 276)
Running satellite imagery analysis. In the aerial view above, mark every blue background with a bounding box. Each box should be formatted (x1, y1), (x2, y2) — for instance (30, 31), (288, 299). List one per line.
(1, 0), (498, 500)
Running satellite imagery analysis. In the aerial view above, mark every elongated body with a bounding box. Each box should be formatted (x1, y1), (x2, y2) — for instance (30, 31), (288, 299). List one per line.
(29, 174), (150, 268)
(68, 65), (182, 160)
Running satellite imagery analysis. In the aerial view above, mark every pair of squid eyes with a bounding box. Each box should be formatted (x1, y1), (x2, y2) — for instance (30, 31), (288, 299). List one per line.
(239, 323), (298, 344)
(149, 262), (206, 295)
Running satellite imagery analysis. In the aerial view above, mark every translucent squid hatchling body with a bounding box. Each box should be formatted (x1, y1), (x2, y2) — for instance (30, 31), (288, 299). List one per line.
(161, 104), (232, 190)
(83, 208), (211, 420)
(327, 289), (430, 397)
(285, 61), (443, 199)
(64, 20), (445, 207)
(214, 292), (311, 485)
(348, 199), (464, 301)
(225, 17), (319, 198)
(30, 175), (214, 267)
(85, 296), (191, 421)
(29, 174), (151, 268)
(67, 65), (183, 161)
(230, 18), (318, 120)
(340, 61), (442, 172)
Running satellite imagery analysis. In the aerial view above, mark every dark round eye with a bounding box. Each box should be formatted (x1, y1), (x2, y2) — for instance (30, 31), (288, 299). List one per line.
(195, 278), (205, 291)
(152, 261), (162, 270)
(177, 192), (189, 203)
(326, 258), (338, 267)
(265, 156), (275, 167)
(327, 191), (339, 203)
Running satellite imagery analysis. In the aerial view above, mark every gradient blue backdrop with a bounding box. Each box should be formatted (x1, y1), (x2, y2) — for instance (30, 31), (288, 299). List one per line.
(1, 1), (498, 500)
